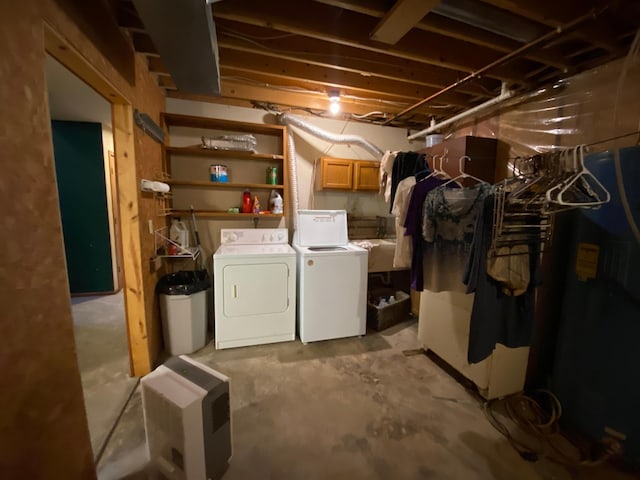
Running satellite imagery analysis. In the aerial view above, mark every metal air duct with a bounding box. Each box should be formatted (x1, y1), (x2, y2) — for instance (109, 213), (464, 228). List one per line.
(132, 0), (221, 95)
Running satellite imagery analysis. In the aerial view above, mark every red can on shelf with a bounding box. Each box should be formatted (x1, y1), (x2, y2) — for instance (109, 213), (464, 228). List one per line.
(241, 190), (252, 213)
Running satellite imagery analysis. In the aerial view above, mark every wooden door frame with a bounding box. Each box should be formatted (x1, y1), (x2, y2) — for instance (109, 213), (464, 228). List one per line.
(108, 151), (124, 290)
(44, 24), (151, 376)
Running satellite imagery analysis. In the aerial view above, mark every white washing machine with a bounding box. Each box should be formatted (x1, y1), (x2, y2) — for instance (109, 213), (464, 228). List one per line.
(213, 228), (296, 349)
(292, 210), (368, 343)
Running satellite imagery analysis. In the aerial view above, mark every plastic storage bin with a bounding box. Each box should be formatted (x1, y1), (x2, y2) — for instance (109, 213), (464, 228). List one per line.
(156, 270), (211, 355)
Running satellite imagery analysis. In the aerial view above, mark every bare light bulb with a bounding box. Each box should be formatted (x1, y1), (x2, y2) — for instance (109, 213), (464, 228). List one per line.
(329, 101), (341, 115)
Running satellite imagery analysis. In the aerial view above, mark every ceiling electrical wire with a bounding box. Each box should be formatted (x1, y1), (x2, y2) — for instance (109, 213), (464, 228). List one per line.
(350, 111), (385, 119)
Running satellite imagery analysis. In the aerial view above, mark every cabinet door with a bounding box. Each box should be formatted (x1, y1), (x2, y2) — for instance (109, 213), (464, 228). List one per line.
(354, 160), (380, 191)
(317, 157), (353, 190)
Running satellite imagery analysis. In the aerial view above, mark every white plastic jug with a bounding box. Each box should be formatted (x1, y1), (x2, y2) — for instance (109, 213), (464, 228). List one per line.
(170, 218), (189, 248)
(270, 190), (283, 214)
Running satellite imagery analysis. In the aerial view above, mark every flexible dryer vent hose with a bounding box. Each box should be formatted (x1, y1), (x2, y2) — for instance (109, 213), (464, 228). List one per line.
(278, 113), (384, 228)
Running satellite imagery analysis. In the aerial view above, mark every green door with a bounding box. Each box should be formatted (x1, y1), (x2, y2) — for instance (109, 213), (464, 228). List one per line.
(52, 120), (114, 294)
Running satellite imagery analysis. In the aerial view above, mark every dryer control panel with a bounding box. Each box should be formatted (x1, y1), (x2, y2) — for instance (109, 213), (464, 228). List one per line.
(220, 228), (289, 245)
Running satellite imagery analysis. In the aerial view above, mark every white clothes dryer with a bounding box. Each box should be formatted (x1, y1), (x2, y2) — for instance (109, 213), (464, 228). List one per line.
(213, 228), (296, 349)
(292, 210), (368, 343)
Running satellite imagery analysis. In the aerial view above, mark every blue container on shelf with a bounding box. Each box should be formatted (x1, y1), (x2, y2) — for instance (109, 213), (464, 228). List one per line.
(210, 164), (228, 182)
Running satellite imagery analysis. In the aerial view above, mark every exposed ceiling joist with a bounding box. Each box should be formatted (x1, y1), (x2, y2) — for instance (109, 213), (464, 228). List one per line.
(117, 0), (640, 130)
(479, 0), (626, 55)
(216, 25), (499, 98)
(211, 0), (537, 84)
(370, 0), (439, 45)
(219, 50), (477, 107)
(199, 79), (447, 118)
(315, 0), (569, 70)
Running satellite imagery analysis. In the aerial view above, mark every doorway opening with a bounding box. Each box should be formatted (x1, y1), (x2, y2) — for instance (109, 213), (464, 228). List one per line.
(43, 24), (153, 464)
(45, 53), (136, 462)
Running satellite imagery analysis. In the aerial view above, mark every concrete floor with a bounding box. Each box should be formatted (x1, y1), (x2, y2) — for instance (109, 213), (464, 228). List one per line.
(95, 317), (637, 480)
(71, 292), (138, 459)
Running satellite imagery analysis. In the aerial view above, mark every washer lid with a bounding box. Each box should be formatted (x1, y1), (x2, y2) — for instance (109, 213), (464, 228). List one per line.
(295, 209), (348, 247)
(293, 242), (367, 255)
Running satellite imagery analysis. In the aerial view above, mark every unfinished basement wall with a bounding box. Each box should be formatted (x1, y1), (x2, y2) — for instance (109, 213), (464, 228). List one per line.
(0, 2), (165, 478)
(165, 98), (415, 259)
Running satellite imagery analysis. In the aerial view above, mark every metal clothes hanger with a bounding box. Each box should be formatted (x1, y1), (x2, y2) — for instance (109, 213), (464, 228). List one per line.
(418, 152), (449, 182)
(441, 155), (486, 187)
(553, 144), (610, 207)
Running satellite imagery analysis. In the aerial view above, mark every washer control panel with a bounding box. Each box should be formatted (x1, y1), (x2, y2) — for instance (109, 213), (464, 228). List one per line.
(220, 228), (289, 245)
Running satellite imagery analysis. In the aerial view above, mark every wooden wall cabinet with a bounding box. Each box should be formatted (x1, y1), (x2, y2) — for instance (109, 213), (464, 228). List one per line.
(160, 113), (288, 219)
(316, 157), (380, 191)
(354, 160), (380, 191)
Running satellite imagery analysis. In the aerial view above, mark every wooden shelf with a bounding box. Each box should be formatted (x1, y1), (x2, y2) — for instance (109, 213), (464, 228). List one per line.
(167, 180), (284, 189)
(165, 146), (284, 161)
(163, 114), (288, 223)
(172, 210), (284, 218)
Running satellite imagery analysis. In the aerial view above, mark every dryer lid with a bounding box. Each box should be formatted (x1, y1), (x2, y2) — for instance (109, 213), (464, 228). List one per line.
(295, 209), (348, 247)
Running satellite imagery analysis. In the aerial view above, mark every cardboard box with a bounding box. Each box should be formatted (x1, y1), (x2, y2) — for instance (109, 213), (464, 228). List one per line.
(367, 289), (411, 331)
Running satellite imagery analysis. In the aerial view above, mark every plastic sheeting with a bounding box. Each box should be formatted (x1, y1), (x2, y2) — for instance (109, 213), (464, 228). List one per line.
(437, 57), (640, 158)
(425, 53), (640, 242)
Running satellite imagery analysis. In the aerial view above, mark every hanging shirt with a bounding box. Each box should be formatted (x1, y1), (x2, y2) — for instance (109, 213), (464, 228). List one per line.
(463, 195), (539, 364)
(404, 176), (452, 291)
(390, 176), (416, 268)
(380, 151), (397, 203)
(421, 183), (493, 293)
(390, 152), (427, 213)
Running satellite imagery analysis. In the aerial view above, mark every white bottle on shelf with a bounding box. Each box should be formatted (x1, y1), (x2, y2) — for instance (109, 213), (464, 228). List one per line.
(170, 218), (189, 249)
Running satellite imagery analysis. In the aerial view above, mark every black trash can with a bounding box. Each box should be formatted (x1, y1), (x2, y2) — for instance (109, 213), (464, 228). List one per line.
(156, 270), (211, 355)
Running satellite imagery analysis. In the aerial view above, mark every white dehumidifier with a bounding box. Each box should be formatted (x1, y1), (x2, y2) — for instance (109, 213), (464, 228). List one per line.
(141, 355), (231, 480)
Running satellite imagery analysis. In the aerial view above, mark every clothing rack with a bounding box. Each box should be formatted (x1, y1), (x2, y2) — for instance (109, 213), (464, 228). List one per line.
(492, 144), (613, 256)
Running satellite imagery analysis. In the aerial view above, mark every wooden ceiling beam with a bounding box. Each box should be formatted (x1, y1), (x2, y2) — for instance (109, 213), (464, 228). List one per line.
(131, 32), (159, 56)
(116, 2), (146, 32)
(146, 56), (171, 76)
(216, 25), (500, 98)
(218, 49), (479, 107)
(370, 0), (438, 45)
(419, 15), (569, 72)
(158, 76), (177, 90)
(210, 80), (448, 118)
(53, 0), (136, 83)
(212, 0), (538, 84)
(315, 0), (570, 71)
(478, 0), (625, 55)
(219, 61), (474, 108)
(167, 90), (440, 127)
